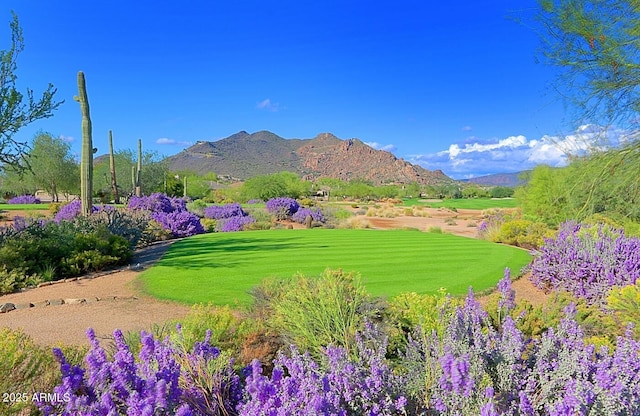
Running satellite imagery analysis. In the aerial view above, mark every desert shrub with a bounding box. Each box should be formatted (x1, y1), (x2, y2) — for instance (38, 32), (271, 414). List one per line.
(493, 219), (553, 249)
(7, 194), (41, 204)
(0, 266), (39, 294)
(0, 219), (133, 286)
(291, 207), (325, 224)
(0, 328), (86, 416)
(215, 215), (256, 232)
(444, 218), (457, 225)
(127, 193), (203, 238)
(185, 198), (208, 216)
(428, 226), (443, 234)
(477, 209), (512, 241)
(398, 276), (640, 414)
(253, 269), (383, 360)
(200, 218), (217, 232)
(40, 328), (242, 416)
(529, 221), (640, 305)
(265, 197), (299, 220)
(240, 323), (408, 415)
(606, 283), (640, 338)
(152, 211), (205, 237)
(203, 203), (246, 220)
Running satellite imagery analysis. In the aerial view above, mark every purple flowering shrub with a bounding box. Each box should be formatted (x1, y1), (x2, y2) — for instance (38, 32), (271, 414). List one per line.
(127, 193), (186, 213)
(7, 195), (41, 204)
(240, 323), (407, 415)
(265, 197), (299, 220)
(291, 207), (325, 224)
(54, 200), (96, 222)
(204, 203), (246, 220)
(215, 215), (256, 232)
(529, 221), (640, 305)
(152, 211), (205, 238)
(40, 327), (241, 416)
(127, 193), (203, 238)
(400, 273), (640, 414)
(204, 203), (256, 232)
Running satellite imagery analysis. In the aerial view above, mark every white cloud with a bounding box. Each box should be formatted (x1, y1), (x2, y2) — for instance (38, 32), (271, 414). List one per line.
(59, 134), (74, 143)
(461, 125), (473, 132)
(408, 124), (624, 179)
(156, 137), (193, 146)
(365, 141), (397, 152)
(256, 98), (279, 112)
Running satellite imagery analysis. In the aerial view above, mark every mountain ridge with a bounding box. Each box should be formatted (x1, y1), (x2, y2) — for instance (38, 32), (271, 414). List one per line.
(166, 130), (452, 185)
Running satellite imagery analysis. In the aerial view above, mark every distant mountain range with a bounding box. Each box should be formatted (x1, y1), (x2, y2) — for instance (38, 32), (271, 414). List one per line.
(166, 130), (454, 186)
(462, 171), (529, 187)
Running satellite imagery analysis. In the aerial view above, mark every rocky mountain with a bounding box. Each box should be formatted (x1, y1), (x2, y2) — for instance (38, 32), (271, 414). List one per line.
(166, 130), (452, 185)
(463, 171), (529, 187)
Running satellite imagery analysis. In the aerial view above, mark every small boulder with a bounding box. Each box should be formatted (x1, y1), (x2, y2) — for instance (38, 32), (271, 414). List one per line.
(0, 303), (16, 313)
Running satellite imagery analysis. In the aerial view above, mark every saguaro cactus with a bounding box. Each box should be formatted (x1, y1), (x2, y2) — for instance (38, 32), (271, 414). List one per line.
(135, 138), (142, 197)
(108, 130), (119, 204)
(74, 71), (93, 216)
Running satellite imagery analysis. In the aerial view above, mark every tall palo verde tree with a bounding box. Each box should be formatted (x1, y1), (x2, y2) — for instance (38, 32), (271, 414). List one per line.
(108, 130), (119, 203)
(74, 71), (93, 216)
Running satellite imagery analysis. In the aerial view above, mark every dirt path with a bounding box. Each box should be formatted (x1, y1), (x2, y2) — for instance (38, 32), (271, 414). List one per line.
(0, 241), (191, 346)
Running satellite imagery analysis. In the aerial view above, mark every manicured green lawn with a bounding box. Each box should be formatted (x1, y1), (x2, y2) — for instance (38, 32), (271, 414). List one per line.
(403, 198), (520, 210)
(0, 203), (50, 211)
(139, 229), (531, 306)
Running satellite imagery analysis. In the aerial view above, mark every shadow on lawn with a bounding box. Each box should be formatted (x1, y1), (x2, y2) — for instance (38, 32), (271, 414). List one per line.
(156, 234), (305, 270)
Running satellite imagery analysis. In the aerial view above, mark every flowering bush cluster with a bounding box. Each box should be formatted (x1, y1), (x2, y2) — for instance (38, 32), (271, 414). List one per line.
(40, 327), (241, 416)
(241, 325), (407, 415)
(41, 273), (640, 414)
(266, 197), (300, 220)
(216, 215), (256, 232)
(204, 203), (256, 232)
(399, 272), (640, 414)
(128, 193), (186, 214)
(7, 195), (41, 204)
(529, 221), (640, 305)
(203, 203), (246, 220)
(291, 207), (325, 224)
(54, 200), (96, 222)
(128, 193), (204, 238)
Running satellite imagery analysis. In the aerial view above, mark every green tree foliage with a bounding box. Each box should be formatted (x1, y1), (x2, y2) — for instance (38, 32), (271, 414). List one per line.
(1, 132), (79, 199)
(515, 164), (571, 225)
(538, 0), (640, 128)
(27, 132), (78, 201)
(242, 171), (310, 201)
(490, 186), (515, 198)
(0, 12), (63, 173)
(517, 143), (640, 226)
(93, 149), (168, 200)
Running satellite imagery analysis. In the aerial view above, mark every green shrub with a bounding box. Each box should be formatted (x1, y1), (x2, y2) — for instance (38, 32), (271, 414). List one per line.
(186, 199), (208, 217)
(494, 219), (553, 249)
(427, 226), (443, 234)
(253, 269), (382, 359)
(0, 266), (39, 295)
(0, 328), (86, 415)
(607, 283), (640, 338)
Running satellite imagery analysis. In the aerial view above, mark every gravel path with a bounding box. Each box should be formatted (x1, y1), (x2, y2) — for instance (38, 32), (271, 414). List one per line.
(0, 241), (191, 346)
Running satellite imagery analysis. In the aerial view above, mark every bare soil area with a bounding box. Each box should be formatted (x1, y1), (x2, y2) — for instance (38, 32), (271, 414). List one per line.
(0, 206), (548, 347)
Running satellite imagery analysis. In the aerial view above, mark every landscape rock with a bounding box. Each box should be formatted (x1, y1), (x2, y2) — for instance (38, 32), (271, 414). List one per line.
(48, 299), (65, 306)
(14, 303), (34, 309)
(32, 300), (50, 307)
(64, 298), (86, 305)
(0, 303), (16, 313)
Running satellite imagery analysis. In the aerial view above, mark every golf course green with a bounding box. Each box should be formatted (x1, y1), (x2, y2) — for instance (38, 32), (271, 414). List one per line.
(139, 228), (531, 306)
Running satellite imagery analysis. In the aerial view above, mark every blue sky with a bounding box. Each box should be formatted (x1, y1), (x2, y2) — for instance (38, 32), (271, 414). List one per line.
(3, 1), (589, 179)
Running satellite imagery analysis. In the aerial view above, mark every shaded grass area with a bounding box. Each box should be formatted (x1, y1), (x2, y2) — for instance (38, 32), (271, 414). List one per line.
(139, 229), (531, 307)
(403, 198), (520, 210)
